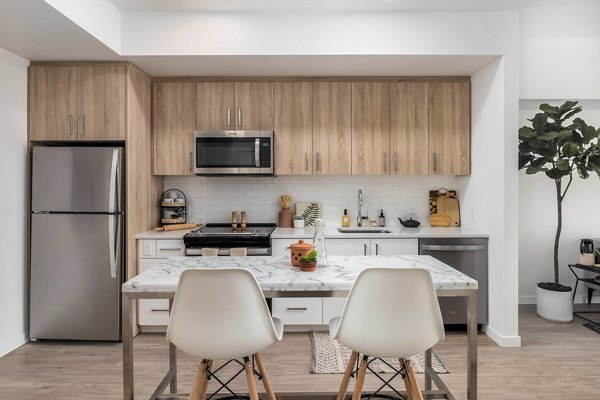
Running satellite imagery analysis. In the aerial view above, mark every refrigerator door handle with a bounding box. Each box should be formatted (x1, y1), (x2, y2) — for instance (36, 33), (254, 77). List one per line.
(109, 149), (119, 213)
(108, 215), (118, 279)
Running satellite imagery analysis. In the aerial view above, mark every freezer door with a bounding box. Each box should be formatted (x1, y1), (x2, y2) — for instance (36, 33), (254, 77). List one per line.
(30, 213), (123, 340)
(32, 146), (123, 213)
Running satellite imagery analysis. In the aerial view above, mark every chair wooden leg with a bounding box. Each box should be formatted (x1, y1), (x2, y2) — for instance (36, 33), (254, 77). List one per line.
(244, 357), (260, 400)
(336, 351), (358, 400)
(400, 358), (423, 400)
(352, 356), (368, 400)
(254, 353), (277, 400)
(189, 359), (211, 400)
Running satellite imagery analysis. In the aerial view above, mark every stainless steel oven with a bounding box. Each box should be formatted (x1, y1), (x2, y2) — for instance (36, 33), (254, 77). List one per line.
(194, 130), (274, 175)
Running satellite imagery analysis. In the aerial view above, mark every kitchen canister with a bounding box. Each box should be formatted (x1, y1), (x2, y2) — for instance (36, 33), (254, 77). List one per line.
(290, 239), (313, 267)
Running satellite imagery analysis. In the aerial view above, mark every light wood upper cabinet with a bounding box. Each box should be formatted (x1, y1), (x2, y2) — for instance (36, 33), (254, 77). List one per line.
(390, 82), (429, 175)
(234, 82), (273, 130)
(312, 82), (352, 175)
(274, 82), (313, 175)
(78, 66), (126, 140)
(29, 65), (126, 141)
(29, 66), (78, 140)
(351, 82), (390, 175)
(153, 82), (196, 175)
(196, 82), (235, 130)
(428, 81), (470, 175)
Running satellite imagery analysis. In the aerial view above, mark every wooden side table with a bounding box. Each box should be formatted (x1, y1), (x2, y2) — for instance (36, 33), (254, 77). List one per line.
(568, 263), (600, 323)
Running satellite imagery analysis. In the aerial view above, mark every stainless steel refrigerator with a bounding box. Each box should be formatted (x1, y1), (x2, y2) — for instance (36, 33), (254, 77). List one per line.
(30, 146), (124, 341)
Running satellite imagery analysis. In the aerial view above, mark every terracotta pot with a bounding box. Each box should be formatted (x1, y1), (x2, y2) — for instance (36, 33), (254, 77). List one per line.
(300, 261), (317, 272)
(279, 207), (293, 228)
(290, 239), (313, 267)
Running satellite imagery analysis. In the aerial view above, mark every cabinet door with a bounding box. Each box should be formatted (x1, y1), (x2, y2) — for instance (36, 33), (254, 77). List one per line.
(390, 82), (429, 175)
(196, 82), (235, 130)
(371, 239), (418, 256)
(274, 82), (313, 175)
(77, 66), (126, 140)
(29, 66), (78, 140)
(234, 82), (273, 130)
(327, 238), (371, 256)
(153, 82), (196, 175)
(351, 82), (390, 175)
(312, 82), (352, 175)
(428, 81), (470, 175)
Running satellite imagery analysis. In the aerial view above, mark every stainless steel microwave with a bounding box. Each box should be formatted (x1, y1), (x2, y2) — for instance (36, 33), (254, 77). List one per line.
(194, 130), (274, 176)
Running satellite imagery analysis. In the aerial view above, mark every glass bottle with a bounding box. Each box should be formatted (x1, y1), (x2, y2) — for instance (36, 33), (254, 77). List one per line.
(313, 219), (328, 266)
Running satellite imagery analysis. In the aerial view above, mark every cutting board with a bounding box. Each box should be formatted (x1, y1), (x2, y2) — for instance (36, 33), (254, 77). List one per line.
(429, 190), (460, 227)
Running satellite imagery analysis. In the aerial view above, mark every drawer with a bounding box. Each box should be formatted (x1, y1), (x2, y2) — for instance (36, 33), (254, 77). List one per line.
(272, 298), (322, 325)
(156, 239), (185, 258)
(138, 239), (156, 259)
(138, 299), (170, 326)
(322, 297), (348, 325)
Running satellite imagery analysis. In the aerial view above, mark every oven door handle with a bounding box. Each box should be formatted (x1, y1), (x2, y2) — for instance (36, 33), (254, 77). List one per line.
(255, 138), (261, 167)
(421, 244), (485, 251)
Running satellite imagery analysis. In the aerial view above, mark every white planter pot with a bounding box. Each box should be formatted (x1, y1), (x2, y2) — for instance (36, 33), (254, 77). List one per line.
(536, 285), (573, 322)
(293, 220), (305, 229)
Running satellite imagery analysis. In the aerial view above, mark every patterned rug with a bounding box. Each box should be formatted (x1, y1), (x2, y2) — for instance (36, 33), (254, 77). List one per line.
(309, 332), (448, 374)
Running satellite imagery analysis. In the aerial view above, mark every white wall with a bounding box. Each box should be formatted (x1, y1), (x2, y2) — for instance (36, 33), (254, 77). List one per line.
(0, 47), (29, 357)
(519, 100), (600, 304)
(165, 175), (457, 225)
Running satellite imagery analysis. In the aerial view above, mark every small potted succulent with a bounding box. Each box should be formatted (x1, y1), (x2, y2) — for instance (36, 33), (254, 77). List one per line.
(300, 250), (318, 272)
(293, 214), (305, 229)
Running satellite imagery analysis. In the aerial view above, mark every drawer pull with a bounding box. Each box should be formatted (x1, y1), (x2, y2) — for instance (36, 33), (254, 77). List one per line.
(286, 307), (308, 311)
(160, 248), (182, 251)
(150, 308), (170, 312)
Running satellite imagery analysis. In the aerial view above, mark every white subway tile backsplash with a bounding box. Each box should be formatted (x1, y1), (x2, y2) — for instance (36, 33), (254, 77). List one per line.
(165, 175), (459, 225)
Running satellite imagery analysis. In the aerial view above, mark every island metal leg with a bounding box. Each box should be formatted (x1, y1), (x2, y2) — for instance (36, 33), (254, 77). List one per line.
(467, 291), (478, 400)
(424, 348), (432, 391)
(169, 298), (177, 394)
(123, 293), (134, 400)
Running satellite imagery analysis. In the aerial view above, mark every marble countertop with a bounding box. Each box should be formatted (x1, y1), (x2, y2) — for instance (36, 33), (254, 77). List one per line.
(123, 255), (478, 294)
(272, 224), (488, 239)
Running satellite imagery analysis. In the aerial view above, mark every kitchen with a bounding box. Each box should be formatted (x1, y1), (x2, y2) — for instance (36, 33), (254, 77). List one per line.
(5, 0), (597, 400)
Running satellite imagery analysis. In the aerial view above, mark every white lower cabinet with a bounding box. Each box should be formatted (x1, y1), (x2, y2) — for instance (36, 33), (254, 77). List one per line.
(271, 237), (418, 330)
(137, 239), (184, 329)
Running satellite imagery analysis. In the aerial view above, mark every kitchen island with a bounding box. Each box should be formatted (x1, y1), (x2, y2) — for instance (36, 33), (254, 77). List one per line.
(122, 255), (478, 400)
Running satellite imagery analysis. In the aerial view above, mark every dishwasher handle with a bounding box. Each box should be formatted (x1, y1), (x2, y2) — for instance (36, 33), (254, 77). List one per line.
(421, 244), (485, 252)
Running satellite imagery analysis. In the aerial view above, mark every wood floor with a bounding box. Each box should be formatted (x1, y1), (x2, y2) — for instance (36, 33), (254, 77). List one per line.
(1, 305), (599, 400)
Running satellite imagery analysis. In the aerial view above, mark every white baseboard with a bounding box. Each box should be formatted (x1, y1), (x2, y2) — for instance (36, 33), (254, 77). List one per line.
(0, 332), (28, 358)
(485, 325), (521, 347)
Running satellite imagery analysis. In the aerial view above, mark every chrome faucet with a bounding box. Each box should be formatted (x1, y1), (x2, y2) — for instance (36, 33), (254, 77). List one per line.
(357, 189), (363, 227)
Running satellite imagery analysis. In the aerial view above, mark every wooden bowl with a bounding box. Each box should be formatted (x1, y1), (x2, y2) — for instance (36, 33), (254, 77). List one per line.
(290, 239), (313, 267)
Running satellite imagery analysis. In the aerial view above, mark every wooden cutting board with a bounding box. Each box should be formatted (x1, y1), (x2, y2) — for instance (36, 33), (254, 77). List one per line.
(429, 190), (460, 227)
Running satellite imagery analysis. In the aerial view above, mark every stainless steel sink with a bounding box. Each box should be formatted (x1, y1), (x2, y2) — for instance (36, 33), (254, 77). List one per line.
(337, 227), (392, 234)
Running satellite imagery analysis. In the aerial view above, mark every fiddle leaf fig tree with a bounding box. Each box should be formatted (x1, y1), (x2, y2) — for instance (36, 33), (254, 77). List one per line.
(519, 101), (600, 291)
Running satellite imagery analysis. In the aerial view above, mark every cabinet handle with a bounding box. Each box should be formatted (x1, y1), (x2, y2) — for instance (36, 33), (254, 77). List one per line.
(189, 152), (193, 173)
(286, 307), (308, 311)
(79, 114), (85, 136)
(375, 243), (379, 255)
(394, 152), (399, 173)
(67, 114), (72, 136)
(383, 152), (388, 172)
(363, 243), (367, 255)
(305, 153), (309, 171)
(150, 308), (170, 312)
(227, 108), (231, 127)
(316, 153), (321, 172)
(432, 152), (437, 173)
(160, 248), (182, 251)
(238, 108), (242, 127)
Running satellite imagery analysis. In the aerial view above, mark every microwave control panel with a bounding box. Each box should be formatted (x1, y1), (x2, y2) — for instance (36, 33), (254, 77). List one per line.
(260, 138), (271, 167)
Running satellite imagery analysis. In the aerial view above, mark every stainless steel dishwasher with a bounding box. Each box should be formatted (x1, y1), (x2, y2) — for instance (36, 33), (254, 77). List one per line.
(419, 237), (488, 327)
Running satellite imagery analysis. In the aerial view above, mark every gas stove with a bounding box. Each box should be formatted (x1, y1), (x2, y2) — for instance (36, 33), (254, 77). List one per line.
(183, 223), (277, 256)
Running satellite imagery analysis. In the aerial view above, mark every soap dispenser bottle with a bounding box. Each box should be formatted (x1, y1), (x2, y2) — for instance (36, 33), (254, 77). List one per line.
(379, 210), (385, 227)
(341, 209), (350, 227)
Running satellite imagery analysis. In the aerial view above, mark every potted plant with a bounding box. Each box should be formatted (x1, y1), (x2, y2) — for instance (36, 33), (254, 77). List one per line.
(293, 214), (305, 229)
(300, 250), (318, 272)
(519, 101), (600, 322)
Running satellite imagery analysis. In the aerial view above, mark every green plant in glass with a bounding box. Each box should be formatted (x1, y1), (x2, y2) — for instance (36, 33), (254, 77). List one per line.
(519, 101), (600, 291)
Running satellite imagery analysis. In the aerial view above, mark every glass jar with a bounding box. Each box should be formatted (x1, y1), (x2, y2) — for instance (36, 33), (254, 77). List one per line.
(313, 219), (328, 266)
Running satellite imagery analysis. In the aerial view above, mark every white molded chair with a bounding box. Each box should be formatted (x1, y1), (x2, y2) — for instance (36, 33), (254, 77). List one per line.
(167, 268), (283, 400)
(329, 267), (445, 400)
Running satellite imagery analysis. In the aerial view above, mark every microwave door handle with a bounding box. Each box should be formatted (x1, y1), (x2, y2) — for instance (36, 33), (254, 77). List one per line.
(255, 138), (260, 167)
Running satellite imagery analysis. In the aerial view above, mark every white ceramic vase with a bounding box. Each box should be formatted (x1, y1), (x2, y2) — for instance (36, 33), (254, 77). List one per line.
(293, 219), (305, 229)
(536, 285), (573, 322)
